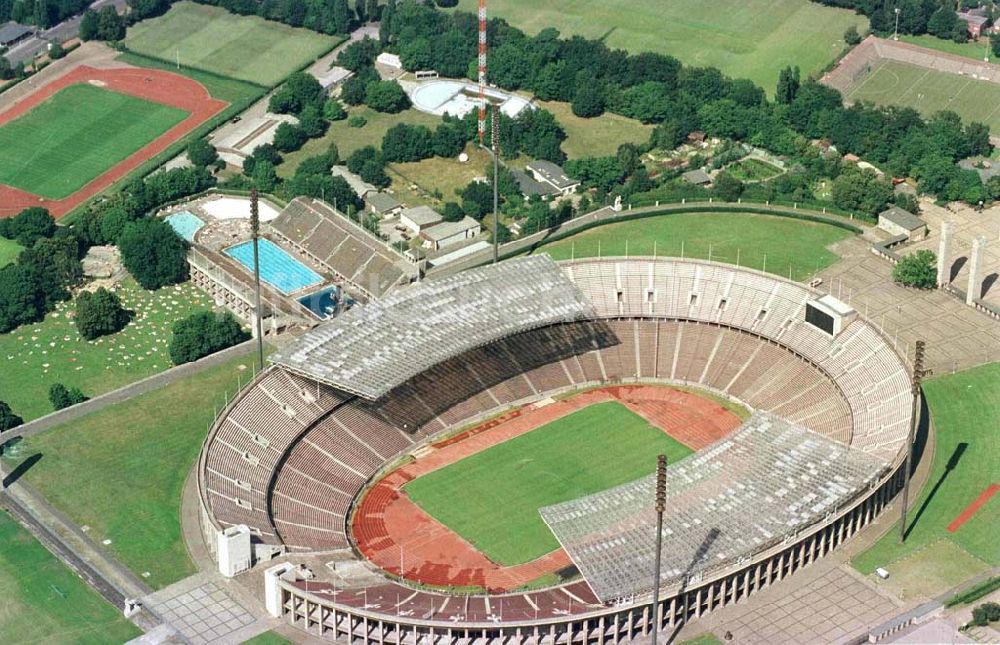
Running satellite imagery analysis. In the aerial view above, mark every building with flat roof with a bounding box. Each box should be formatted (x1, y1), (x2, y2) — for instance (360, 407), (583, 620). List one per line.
(526, 160), (580, 195)
(958, 9), (989, 38)
(878, 206), (927, 241)
(331, 166), (377, 200)
(511, 168), (559, 199)
(400, 205), (443, 234)
(0, 22), (32, 48)
(422, 216), (481, 250)
(682, 168), (712, 185)
(366, 192), (402, 218)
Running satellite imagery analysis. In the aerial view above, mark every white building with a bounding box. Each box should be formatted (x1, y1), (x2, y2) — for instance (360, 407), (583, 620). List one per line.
(526, 160), (580, 196)
(400, 206), (443, 235)
(422, 217), (481, 251)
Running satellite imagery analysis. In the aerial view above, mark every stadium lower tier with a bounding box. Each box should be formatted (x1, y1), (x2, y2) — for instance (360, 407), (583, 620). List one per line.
(197, 257), (914, 642)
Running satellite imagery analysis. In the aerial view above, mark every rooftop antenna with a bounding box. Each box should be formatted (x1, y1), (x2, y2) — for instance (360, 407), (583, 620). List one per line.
(250, 188), (264, 369)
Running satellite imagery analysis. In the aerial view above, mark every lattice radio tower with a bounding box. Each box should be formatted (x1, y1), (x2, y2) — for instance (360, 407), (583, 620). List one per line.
(477, 0), (487, 145)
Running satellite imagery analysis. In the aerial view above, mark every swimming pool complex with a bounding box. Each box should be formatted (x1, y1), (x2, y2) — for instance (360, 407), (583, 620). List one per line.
(224, 239), (324, 295)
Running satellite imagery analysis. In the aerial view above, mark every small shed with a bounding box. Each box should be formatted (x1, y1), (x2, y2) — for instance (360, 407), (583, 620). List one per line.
(682, 168), (712, 186)
(367, 192), (403, 218)
(878, 206), (927, 242)
(422, 217), (481, 250)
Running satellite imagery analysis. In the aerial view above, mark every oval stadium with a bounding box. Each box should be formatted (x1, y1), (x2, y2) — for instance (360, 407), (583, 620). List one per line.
(197, 254), (915, 644)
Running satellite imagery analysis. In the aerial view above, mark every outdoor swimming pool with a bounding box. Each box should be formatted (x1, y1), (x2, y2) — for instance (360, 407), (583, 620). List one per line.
(224, 239), (324, 295)
(165, 211), (205, 242)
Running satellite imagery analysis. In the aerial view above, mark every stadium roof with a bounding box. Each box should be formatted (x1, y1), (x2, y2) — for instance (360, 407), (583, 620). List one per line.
(540, 413), (888, 602)
(271, 255), (595, 399)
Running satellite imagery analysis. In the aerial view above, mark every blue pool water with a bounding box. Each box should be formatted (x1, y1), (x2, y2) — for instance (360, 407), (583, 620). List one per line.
(225, 239), (323, 295)
(298, 286), (340, 319)
(165, 211), (205, 242)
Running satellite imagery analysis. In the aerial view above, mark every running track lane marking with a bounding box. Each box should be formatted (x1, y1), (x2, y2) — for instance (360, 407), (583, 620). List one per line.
(947, 483), (1000, 533)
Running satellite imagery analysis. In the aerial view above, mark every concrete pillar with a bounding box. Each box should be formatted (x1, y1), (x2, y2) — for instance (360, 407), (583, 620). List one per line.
(937, 221), (955, 287)
(967, 235), (987, 305)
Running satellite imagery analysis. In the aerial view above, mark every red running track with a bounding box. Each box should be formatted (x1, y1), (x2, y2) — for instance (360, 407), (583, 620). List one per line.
(352, 385), (743, 592)
(0, 65), (227, 218)
(947, 483), (1000, 533)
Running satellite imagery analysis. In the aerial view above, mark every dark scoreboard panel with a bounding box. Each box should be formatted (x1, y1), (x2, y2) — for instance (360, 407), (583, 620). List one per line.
(805, 303), (835, 335)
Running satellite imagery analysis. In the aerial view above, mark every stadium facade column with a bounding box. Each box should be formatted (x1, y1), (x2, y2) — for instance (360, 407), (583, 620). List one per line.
(936, 221), (955, 287)
(966, 235), (987, 305)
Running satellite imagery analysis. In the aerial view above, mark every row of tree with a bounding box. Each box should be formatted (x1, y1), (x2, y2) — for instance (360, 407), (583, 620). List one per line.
(813, 0), (989, 42)
(0, 0), (88, 28)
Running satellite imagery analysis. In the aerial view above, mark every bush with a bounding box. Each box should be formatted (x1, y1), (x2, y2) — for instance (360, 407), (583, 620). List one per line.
(323, 99), (347, 121)
(844, 25), (862, 46)
(892, 249), (937, 289)
(971, 602), (1000, 627)
(0, 401), (23, 432)
(118, 219), (189, 290)
(169, 311), (250, 365)
(48, 383), (88, 410)
(365, 80), (410, 113)
(74, 287), (131, 340)
(348, 114), (367, 128)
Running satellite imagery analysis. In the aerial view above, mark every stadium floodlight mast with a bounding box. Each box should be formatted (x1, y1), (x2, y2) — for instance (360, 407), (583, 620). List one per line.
(893, 7), (901, 41)
(898, 340), (930, 544)
(250, 189), (265, 370)
(479, 104), (500, 264)
(650, 454), (668, 645)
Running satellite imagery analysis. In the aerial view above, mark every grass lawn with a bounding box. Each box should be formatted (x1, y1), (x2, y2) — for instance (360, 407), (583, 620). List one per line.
(899, 34), (994, 63)
(243, 632), (294, 645)
(124, 2), (338, 87)
(726, 158), (784, 183)
(0, 512), (141, 644)
(538, 100), (653, 159)
(531, 212), (852, 281)
(390, 144), (493, 207)
(853, 363), (1000, 576)
(0, 237), (22, 267)
(0, 279), (215, 422)
(844, 58), (1000, 134)
(12, 352), (256, 589)
(404, 401), (693, 565)
(454, 0), (866, 93)
(0, 84), (188, 200)
(278, 106), (444, 178)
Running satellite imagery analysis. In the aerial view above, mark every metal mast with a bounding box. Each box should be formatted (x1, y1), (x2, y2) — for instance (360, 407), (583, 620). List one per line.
(477, 0), (487, 145)
(650, 454), (667, 645)
(491, 105), (499, 264)
(250, 188), (265, 370)
(898, 340), (929, 543)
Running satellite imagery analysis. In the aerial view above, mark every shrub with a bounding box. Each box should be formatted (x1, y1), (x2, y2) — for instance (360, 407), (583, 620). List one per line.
(0, 401), (23, 432)
(74, 287), (131, 340)
(348, 115), (367, 128)
(892, 249), (937, 289)
(169, 310), (250, 365)
(323, 99), (347, 121)
(48, 383), (88, 410)
(971, 602), (1000, 627)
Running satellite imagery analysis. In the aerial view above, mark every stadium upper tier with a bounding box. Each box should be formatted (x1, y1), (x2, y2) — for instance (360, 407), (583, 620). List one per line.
(541, 412), (889, 602)
(271, 255), (596, 399)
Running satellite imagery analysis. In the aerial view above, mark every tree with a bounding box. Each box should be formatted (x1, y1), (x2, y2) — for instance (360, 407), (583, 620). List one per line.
(4, 207), (55, 247)
(432, 123), (466, 158)
(95, 5), (125, 41)
(18, 236), (83, 307)
(381, 123), (433, 162)
(273, 122), (308, 152)
(993, 32), (1000, 58)
(365, 80), (409, 113)
(441, 202), (464, 222)
(892, 249), (937, 289)
(268, 72), (326, 115)
(844, 25), (862, 46)
(0, 263), (43, 333)
(571, 75), (605, 118)
(776, 66), (800, 105)
(48, 383), (87, 410)
(79, 9), (98, 40)
(48, 41), (66, 60)
(0, 401), (22, 432)
(336, 37), (380, 71)
(971, 602), (1000, 627)
(831, 168), (892, 215)
(458, 181), (493, 219)
(714, 171), (744, 202)
(243, 144), (282, 176)
(323, 99), (347, 121)
(74, 287), (130, 340)
(298, 105), (328, 138)
(118, 219), (189, 290)
(251, 159), (280, 193)
(187, 138), (219, 168)
(927, 7), (963, 40)
(169, 311), (250, 365)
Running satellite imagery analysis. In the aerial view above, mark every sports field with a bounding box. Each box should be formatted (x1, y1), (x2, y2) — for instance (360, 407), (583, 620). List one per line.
(124, 2), (338, 86)
(0, 84), (188, 200)
(455, 0), (867, 92)
(0, 512), (140, 644)
(844, 58), (1000, 133)
(532, 212), (852, 281)
(404, 401), (693, 566)
(14, 352), (255, 589)
(853, 362), (1000, 577)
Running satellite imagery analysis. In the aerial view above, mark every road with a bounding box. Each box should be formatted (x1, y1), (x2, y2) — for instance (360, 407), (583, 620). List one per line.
(3, 0), (125, 66)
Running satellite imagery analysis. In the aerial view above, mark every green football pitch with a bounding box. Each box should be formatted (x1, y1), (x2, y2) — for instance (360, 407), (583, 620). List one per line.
(454, 0), (866, 93)
(0, 512), (140, 644)
(404, 401), (694, 566)
(845, 58), (1000, 134)
(124, 2), (338, 86)
(0, 84), (188, 200)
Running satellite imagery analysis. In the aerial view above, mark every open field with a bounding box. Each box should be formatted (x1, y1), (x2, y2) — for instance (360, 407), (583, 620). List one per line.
(454, 0), (866, 92)
(0, 237), (21, 267)
(404, 401), (693, 566)
(124, 2), (338, 86)
(899, 35), (994, 63)
(538, 100), (653, 159)
(117, 51), (265, 106)
(853, 363), (1000, 577)
(14, 352), (255, 589)
(0, 280), (215, 423)
(844, 58), (1000, 133)
(0, 84), (188, 200)
(531, 212), (852, 281)
(0, 512), (141, 644)
(390, 144), (493, 206)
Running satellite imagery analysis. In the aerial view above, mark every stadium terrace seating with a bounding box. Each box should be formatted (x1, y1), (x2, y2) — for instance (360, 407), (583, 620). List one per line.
(268, 197), (417, 298)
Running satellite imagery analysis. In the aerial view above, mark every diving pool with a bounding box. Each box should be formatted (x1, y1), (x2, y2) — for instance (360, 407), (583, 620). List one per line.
(224, 239), (323, 295)
(165, 211), (205, 242)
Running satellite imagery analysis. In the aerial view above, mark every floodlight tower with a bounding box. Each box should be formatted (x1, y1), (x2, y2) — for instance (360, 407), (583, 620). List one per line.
(478, 0), (487, 145)
(250, 189), (265, 370)
(898, 340), (930, 544)
(650, 454), (667, 645)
